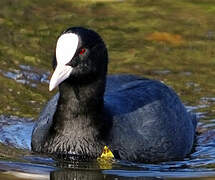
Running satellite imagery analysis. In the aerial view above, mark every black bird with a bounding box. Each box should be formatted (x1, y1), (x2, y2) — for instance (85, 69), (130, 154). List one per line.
(31, 27), (197, 163)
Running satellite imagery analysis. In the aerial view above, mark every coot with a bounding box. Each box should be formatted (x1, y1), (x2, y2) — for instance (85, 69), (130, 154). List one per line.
(31, 27), (197, 162)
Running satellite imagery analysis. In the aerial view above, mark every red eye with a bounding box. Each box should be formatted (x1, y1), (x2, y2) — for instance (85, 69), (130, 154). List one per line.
(79, 48), (86, 55)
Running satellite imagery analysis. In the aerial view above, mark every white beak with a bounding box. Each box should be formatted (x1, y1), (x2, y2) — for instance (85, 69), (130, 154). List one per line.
(49, 65), (73, 91)
(49, 33), (79, 91)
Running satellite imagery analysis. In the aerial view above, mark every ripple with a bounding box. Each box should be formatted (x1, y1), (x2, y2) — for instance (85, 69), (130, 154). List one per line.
(0, 64), (50, 87)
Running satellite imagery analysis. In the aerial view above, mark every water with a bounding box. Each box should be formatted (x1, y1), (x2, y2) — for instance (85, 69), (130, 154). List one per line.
(2, 64), (50, 88)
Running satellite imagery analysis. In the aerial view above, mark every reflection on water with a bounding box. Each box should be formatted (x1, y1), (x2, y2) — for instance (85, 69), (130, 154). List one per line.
(50, 169), (163, 180)
(1, 64), (50, 88)
(0, 115), (33, 149)
(1, 159), (215, 180)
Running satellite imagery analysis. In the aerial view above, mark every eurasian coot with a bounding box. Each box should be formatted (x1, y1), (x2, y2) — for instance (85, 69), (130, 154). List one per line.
(31, 27), (197, 163)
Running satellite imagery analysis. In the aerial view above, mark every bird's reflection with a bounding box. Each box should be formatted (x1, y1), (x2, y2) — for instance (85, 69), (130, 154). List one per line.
(50, 169), (163, 180)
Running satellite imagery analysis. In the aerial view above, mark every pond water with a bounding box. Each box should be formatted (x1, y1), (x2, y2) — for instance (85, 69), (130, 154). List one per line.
(1, 0), (215, 179)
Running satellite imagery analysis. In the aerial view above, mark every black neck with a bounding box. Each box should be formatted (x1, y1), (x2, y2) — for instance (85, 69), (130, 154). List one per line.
(43, 76), (110, 158)
(54, 76), (106, 131)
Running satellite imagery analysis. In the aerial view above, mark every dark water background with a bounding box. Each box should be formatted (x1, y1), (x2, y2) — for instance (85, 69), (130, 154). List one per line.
(1, 0), (215, 179)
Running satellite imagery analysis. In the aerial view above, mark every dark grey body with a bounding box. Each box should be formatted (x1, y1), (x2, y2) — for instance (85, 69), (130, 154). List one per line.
(32, 75), (196, 162)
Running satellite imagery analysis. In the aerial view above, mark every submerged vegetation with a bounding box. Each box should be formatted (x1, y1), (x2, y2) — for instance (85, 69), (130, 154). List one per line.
(0, 0), (215, 117)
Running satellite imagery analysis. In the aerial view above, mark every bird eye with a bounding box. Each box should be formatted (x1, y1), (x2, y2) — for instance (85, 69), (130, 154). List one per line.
(79, 48), (86, 55)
